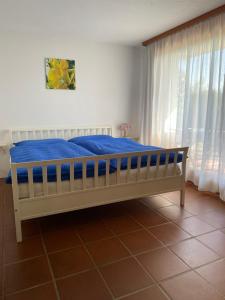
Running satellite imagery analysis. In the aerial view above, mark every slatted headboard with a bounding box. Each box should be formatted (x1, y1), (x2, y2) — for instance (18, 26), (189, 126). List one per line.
(9, 126), (112, 144)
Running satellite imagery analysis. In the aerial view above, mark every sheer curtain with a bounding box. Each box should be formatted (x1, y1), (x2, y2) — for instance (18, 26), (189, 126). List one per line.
(140, 13), (225, 200)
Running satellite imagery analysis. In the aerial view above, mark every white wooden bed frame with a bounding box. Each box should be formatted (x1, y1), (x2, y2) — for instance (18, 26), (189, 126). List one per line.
(8, 126), (188, 242)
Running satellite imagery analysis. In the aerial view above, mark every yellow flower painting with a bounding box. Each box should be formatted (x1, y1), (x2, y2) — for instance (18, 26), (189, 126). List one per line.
(45, 58), (75, 90)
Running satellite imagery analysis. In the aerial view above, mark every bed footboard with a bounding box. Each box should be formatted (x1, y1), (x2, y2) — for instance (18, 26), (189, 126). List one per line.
(11, 147), (188, 242)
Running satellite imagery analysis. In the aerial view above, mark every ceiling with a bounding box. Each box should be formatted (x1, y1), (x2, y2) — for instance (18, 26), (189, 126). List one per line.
(0, 0), (224, 45)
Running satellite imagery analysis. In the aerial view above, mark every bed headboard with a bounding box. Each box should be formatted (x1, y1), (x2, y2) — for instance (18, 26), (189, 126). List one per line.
(8, 126), (112, 144)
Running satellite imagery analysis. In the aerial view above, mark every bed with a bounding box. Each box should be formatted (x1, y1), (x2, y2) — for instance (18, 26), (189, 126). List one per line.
(7, 126), (188, 242)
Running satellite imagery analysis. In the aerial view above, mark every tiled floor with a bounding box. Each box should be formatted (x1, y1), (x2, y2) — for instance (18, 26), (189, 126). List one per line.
(0, 182), (225, 300)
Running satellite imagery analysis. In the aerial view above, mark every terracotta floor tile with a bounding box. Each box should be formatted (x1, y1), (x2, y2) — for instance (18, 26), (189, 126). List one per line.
(72, 210), (104, 227)
(125, 201), (150, 214)
(3, 207), (14, 228)
(100, 202), (129, 218)
(1, 182), (225, 300)
(43, 228), (81, 252)
(40, 213), (73, 233)
(170, 238), (219, 268)
(184, 200), (219, 215)
(201, 198), (225, 212)
(142, 196), (173, 209)
(0, 248), (2, 268)
(0, 226), (2, 250)
(120, 229), (162, 254)
(121, 285), (168, 300)
(87, 237), (129, 266)
(161, 271), (223, 300)
(5, 256), (51, 295)
(57, 269), (112, 300)
(199, 211), (225, 229)
(197, 231), (225, 257)
(104, 215), (141, 235)
(196, 259), (225, 296)
(137, 248), (189, 281)
(3, 226), (18, 244)
(176, 216), (215, 236)
(162, 191), (181, 205)
(77, 221), (113, 242)
(0, 265), (2, 296)
(163, 185), (201, 204)
(150, 223), (191, 245)
(157, 205), (192, 221)
(2, 219), (39, 244)
(5, 283), (57, 300)
(130, 210), (168, 227)
(21, 219), (41, 239)
(49, 246), (93, 278)
(4, 236), (44, 264)
(100, 257), (152, 297)
(0, 224), (3, 242)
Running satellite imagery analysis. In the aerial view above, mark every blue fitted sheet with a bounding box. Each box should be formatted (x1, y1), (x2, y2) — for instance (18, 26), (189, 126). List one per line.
(69, 135), (183, 169)
(6, 141), (115, 184)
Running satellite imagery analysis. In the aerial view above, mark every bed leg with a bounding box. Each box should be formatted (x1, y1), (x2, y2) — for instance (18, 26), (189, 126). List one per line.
(15, 215), (22, 242)
(180, 188), (185, 207)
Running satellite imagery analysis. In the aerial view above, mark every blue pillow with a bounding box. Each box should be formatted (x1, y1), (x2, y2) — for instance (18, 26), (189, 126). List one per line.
(69, 135), (113, 143)
(14, 138), (66, 147)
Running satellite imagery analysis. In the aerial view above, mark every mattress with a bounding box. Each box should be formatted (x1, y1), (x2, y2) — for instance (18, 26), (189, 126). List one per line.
(18, 163), (181, 199)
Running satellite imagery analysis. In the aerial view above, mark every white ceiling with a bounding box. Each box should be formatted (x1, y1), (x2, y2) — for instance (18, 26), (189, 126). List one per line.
(0, 0), (224, 45)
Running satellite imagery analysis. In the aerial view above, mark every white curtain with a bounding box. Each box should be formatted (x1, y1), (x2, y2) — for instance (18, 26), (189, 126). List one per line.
(140, 13), (225, 200)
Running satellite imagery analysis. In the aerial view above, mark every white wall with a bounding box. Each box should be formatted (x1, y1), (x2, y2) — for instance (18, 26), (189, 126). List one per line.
(0, 32), (140, 177)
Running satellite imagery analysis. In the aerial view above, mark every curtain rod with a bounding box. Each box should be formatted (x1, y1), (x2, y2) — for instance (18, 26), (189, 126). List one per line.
(142, 4), (225, 46)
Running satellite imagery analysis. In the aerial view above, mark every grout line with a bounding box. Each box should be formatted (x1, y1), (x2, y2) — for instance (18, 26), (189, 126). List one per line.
(161, 193), (225, 215)
(3, 254), (46, 267)
(118, 221), (171, 231)
(1, 222), (192, 269)
(12, 201), (223, 297)
(2, 183), (225, 299)
(118, 214), (179, 299)
(159, 235), (225, 298)
(196, 238), (225, 257)
(46, 244), (82, 256)
(158, 255), (225, 299)
(195, 268), (225, 299)
(97, 255), (132, 269)
(146, 207), (225, 256)
(4, 281), (53, 297)
(152, 207), (194, 223)
(140, 199), (222, 241)
(75, 232), (116, 300)
(131, 198), (225, 299)
(169, 241), (223, 267)
(106, 207), (175, 299)
(115, 285), (154, 300)
(115, 284), (171, 300)
(40, 233), (61, 300)
(116, 231), (171, 300)
(54, 267), (96, 281)
(126, 209), (222, 295)
(133, 205), (223, 262)
(129, 222), (205, 300)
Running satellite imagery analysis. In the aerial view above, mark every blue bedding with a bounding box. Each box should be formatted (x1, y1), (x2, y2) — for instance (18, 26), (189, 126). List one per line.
(7, 141), (115, 184)
(14, 138), (66, 147)
(69, 135), (183, 169)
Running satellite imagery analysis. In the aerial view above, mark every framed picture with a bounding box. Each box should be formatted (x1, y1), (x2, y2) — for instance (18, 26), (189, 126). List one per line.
(45, 58), (76, 90)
